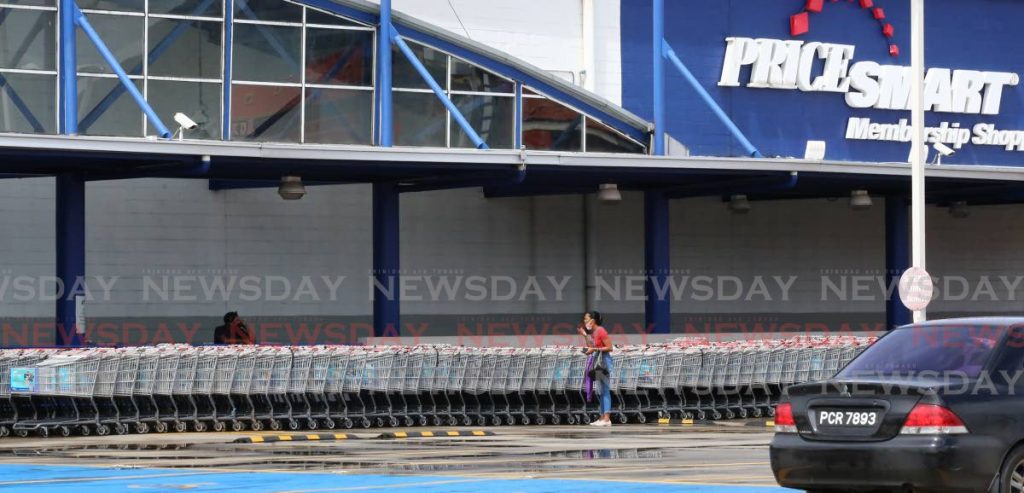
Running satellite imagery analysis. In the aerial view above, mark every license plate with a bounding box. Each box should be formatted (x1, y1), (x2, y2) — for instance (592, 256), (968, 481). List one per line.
(816, 409), (879, 427)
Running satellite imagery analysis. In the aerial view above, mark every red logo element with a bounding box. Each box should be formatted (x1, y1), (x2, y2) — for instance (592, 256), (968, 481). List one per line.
(790, 0), (898, 57)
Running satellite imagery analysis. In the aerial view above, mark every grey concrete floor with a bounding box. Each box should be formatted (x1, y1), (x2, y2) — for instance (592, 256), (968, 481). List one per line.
(0, 422), (778, 487)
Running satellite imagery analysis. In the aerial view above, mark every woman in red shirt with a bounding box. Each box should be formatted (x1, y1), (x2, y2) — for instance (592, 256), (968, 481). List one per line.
(580, 311), (613, 426)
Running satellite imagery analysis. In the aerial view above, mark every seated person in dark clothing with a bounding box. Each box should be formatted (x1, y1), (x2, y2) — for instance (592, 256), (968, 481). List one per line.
(213, 311), (254, 345)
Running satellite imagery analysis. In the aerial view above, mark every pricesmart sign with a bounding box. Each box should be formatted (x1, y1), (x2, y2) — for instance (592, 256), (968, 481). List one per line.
(720, 37), (1024, 154)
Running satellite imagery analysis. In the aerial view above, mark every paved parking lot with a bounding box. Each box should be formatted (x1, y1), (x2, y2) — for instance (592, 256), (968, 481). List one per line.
(0, 422), (785, 492)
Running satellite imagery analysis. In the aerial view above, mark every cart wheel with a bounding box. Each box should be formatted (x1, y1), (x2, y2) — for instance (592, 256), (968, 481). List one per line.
(0, 426), (8, 438)
(324, 419), (336, 430)
(551, 415), (561, 425)
(269, 420), (281, 431)
(505, 415), (515, 426)
(712, 411), (722, 420)
(14, 429), (29, 438)
(307, 419), (319, 430)
(114, 424), (128, 435)
(725, 410), (736, 420)
(684, 412), (695, 420)
(213, 421), (226, 432)
(752, 408), (763, 418)
(374, 417), (385, 428)
(384, 417), (395, 428)
(96, 424), (110, 436)
(536, 415), (546, 426)
(637, 414), (647, 424)
(134, 423), (147, 434)
(360, 418), (371, 429)
(342, 418), (354, 429)
(403, 417), (414, 427)
(418, 416), (429, 427)
(738, 409), (748, 419)
(287, 420), (299, 431)
(155, 422), (168, 433)
(37, 428), (49, 438)
(433, 416), (444, 427)
(251, 421), (264, 431)
(520, 415), (531, 426)
(59, 426), (72, 437)
(490, 415), (501, 427)
(767, 407), (776, 417)
(446, 416), (457, 426)
(617, 414), (629, 424)
(696, 410), (706, 421)
(579, 414), (591, 425)
(475, 416), (485, 427)
(566, 415), (576, 425)
(174, 421), (188, 433)
(231, 421), (245, 432)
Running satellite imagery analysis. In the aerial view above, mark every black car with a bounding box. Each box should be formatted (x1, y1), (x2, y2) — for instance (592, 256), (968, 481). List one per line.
(771, 317), (1024, 493)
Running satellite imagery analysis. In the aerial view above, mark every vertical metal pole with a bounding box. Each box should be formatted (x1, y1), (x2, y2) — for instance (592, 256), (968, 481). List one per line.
(377, 0), (393, 147)
(652, 0), (664, 155)
(56, 175), (85, 346)
(59, 0), (77, 134)
(910, 0), (926, 322)
(373, 182), (400, 337)
(222, 0), (234, 140)
(885, 197), (911, 329)
(644, 190), (670, 334)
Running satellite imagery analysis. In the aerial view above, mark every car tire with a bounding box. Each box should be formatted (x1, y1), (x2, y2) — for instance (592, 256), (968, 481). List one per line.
(999, 444), (1024, 493)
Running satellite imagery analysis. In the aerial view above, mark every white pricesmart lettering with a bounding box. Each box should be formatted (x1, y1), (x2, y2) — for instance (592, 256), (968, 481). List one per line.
(719, 37), (1020, 116)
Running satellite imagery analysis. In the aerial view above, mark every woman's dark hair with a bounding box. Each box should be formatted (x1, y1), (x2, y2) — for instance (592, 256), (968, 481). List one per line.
(223, 311), (239, 324)
(586, 310), (603, 326)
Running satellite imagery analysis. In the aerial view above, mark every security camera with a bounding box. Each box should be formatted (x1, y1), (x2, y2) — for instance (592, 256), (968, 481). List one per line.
(933, 142), (955, 157)
(174, 112), (198, 130)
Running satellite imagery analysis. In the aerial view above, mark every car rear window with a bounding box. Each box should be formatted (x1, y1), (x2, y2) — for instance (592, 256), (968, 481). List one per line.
(837, 324), (1008, 379)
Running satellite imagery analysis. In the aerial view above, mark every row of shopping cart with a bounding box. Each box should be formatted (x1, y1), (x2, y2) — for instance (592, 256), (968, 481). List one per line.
(0, 336), (874, 437)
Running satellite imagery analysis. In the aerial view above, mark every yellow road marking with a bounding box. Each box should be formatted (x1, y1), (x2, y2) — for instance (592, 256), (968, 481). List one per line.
(278, 435), (292, 441)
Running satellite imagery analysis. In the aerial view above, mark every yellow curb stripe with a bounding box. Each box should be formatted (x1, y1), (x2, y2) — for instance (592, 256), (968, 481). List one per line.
(393, 432), (407, 438)
(306, 434), (320, 440)
(472, 431), (486, 436)
(278, 435), (292, 441)
(249, 436), (264, 443)
(421, 431), (434, 437)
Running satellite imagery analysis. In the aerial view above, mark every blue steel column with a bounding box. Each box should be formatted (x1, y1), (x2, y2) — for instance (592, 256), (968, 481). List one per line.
(644, 191), (671, 334)
(376, 0), (393, 146)
(885, 196), (911, 329)
(58, 0), (77, 133)
(652, 0), (664, 155)
(56, 176), (85, 346)
(222, 0), (234, 139)
(373, 183), (400, 337)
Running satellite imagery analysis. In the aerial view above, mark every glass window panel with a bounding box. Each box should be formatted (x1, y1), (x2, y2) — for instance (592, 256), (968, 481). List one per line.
(147, 79), (221, 139)
(305, 8), (364, 26)
(0, 0), (55, 7)
(304, 88), (371, 145)
(393, 91), (445, 147)
(77, 76), (143, 137)
(149, 0), (221, 17)
(76, 14), (143, 75)
(148, 19), (222, 80)
(77, 0), (143, 12)
(450, 94), (514, 149)
(305, 28), (372, 87)
(234, 0), (300, 23)
(0, 72), (55, 133)
(585, 118), (646, 154)
(522, 97), (582, 151)
(0, 9), (56, 71)
(232, 23), (300, 83)
(231, 83), (300, 142)
(392, 42), (446, 91)
(450, 58), (512, 94)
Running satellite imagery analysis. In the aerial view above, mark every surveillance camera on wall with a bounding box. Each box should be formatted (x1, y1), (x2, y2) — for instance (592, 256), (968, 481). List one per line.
(933, 142), (955, 157)
(174, 112), (198, 130)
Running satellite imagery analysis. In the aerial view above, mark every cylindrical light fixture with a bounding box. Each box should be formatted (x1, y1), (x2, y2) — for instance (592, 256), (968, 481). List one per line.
(948, 200), (969, 219)
(598, 183), (621, 203)
(278, 176), (306, 200)
(849, 190), (873, 210)
(728, 194), (751, 214)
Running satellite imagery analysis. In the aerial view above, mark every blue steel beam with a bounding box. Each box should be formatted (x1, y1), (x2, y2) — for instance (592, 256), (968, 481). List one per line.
(376, 0), (392, 147)
(390, 24), (488, 150)
(73, 5), (172, 138)
(652, 0), (664, 155)
(644, 190), (671, 334)
(80, 0), (217, 131)
(0, 74), (45, 132)
(55, 175), (84, 346)
(662, 40), (761, 158)
(59, 0), (77, 134)
(514, 83), (522, 149)
(885, 196), (911, 329)
(372, 182), (400, 337)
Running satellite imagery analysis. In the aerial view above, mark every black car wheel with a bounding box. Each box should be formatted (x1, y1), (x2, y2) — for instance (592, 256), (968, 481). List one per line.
(1001, 445), (1024, 493)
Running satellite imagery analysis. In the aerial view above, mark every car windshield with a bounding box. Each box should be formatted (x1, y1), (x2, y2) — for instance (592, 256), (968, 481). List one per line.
(836, 324), (1008, 380)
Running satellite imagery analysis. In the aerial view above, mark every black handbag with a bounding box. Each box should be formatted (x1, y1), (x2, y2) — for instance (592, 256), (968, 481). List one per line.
(588, 353), (609, 381)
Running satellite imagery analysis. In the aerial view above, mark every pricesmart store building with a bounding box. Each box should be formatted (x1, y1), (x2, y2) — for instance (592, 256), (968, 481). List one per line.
(0, 0), (1022, 347)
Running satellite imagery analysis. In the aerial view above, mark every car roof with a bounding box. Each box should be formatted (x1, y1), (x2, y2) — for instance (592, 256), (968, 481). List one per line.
(897, 316), (1024, 329)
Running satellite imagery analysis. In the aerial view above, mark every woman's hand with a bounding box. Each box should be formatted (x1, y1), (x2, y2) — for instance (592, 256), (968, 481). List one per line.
(585, 347), (595, 355)
(577, 325), (587, 337)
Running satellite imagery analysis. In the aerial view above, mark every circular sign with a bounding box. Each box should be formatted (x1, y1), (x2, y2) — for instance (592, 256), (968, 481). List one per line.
(898, 266), (934, 311)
